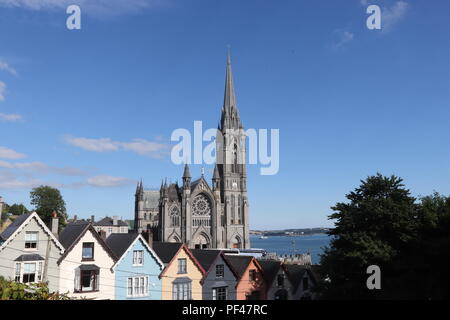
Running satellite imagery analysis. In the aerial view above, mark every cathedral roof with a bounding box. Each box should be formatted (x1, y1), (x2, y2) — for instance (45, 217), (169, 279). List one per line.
(143, 190), (160, 209)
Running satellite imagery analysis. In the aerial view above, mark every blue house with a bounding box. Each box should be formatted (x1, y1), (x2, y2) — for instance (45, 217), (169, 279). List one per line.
(106, 233), (163, 300)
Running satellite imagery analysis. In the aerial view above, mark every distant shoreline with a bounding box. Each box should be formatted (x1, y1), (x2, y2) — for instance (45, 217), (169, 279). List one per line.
(250, 228), (331, 237)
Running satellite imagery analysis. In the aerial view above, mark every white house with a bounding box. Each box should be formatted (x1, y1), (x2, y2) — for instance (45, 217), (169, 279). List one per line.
(57, 221), (117, 300)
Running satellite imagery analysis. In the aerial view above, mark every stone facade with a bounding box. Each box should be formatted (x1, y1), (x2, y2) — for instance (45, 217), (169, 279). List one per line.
(134, 55), (250, 249)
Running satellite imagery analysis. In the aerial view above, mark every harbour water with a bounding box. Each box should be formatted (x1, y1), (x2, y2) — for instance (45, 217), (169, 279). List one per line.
(250, 233), (331, 265)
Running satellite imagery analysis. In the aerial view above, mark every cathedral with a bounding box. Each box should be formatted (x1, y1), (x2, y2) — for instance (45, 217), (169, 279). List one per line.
(134, 54), (250, 249)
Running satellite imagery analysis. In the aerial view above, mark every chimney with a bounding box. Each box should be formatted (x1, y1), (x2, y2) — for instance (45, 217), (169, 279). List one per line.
(51, 211), (59, 236)
(145, 229), (153, 248)
(73, 215), (78, 222)
(99, 229), (107, 241)
(113, 216), (118, 226)
(91, 215), (95, 223)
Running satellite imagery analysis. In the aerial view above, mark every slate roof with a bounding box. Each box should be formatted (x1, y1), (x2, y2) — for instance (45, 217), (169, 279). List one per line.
(143, 190), (160, 210)
(284, 264), (310, 291)
(14, 254), (45, 261)
(106, 233), (139, 258)
(58, 221), (90, 249)
(223, 255), (254, 279)
(94, 217), (128, 227)
(0, 213), (31, 241)
(258, 259), (282, 285)
(190, 249), (221, 272)
(152, 242), (183, 264)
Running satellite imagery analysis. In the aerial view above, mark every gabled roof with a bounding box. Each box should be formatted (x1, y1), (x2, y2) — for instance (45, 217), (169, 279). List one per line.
(283, 264), (313, 292)
(158, 243), (205, 279)
(190, 176), (212, 193)
(223, 255), (258, 280)
(58, 221), (90, 249)
(94, 217), (128, 227)
(0, 213), (31, 240)
(107, 233), (164, 270)
(190, 249), (238, 284)
(0, 212), (65, 254)
(57, 221), (118, 265)
(152, 242), (183, 264)
(106, 233), (139, 258)
(258, 259), (282, 285)
(190, 249), (221, 272)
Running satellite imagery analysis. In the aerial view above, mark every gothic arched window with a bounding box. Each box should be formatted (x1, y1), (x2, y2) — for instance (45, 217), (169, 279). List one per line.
(233, 143), (238, 173)
(231, 195), (236, 224)
(170, 206), (180, 227)
(238, 195), (242, 224)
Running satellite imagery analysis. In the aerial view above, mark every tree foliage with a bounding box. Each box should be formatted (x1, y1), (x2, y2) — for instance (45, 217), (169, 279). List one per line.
(0, 277), (71, 300)
(30, 185), (67, 227)
(319, 173), (450, 299)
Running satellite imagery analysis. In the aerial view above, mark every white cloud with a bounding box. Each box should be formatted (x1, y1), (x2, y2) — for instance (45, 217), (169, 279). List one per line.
(87, 175), (134, 188)
(332, 30), (354, 49)
(0, 160), (86, 176)
(64, 136), (119, 152)
(0, 113), (22, 122)
(0, 146), (26, 159)
(0, 81), (6, 101)
(64, 135), (170, 158)
(0, 60), (17, 76)
(382, 1), (409, 32)
(0, 0), (171, 17)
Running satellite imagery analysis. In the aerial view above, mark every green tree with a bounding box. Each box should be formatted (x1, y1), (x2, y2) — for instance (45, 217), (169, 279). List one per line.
(30, 185), (67, 228)
(319, 173), (419, 299)
(7, 203), (29, 215)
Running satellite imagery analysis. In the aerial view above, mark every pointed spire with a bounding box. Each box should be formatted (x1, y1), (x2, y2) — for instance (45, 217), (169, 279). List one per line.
(221, 50), (241, 130)
(223, 50), (237, 112)
(183, 164), (191, 179)
(213, 164), (220, 180)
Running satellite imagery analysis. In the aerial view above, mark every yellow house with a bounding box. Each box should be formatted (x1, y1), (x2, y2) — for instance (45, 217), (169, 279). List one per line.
(153, 242), (205, 300)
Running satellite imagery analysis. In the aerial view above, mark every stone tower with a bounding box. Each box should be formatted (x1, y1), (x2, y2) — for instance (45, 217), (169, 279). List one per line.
(216, 53), (250, 249)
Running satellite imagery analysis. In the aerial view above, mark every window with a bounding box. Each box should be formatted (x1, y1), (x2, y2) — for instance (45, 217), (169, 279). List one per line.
(249, 269), (257, 281)
(75, 269), (99, 292)
(303, 277), (309, 290)
(82, 243), (94, 260)
(14, 261), (43, 284)
(133, 250), (144, 266)
(178, 258), (187, 274)
(14, 263), (21, 282)
(215, 264), (224, 278)
(277, 274), (284, 287)
(22, 263), (36, 283)
(212, 287), (227, 300)
(173, 282), (192, 300)
(24, 232), (38, 249)
(108, 227), (113, 233)
(127, 276), (149, 297)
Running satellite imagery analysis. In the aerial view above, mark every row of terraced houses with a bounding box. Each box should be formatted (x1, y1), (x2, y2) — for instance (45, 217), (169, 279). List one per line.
(0, 212), (316, 300)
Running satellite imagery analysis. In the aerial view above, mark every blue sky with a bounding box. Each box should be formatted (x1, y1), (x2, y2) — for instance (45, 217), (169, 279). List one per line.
(1, 0), (450, 229)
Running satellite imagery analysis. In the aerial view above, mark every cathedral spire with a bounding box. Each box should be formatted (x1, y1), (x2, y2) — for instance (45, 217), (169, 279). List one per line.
(221, 51), (241, 130)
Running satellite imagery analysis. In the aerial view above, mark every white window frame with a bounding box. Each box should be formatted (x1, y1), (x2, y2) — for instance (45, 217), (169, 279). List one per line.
(14, 261), (43, 284)
(126, 276), (150, 298)
(24, 232), (38, 251)
(132, 250), (144, 266)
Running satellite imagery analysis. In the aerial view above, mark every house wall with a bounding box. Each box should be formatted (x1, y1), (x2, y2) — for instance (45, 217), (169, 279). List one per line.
(266, 269), (294, 300)
(235, 259), (266, 300)
(0, 216), (62, 292)
(292, 270), (316, 300)
(202, 255), (237, 300)
(94, 225), (128, 239)
(58, 230), (115, 300)
(161, 248), (203, 300)
(114, 238), (162, 300)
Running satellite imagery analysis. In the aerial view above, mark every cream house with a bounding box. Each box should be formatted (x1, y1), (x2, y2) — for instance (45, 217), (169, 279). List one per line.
(57, 221), (117, 300)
